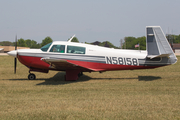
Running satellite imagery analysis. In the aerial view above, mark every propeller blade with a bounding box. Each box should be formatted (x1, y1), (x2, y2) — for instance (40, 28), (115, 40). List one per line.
(15, 35), (17, 50)
(14, 35), (17, 74)
(14, 58), (17, 74)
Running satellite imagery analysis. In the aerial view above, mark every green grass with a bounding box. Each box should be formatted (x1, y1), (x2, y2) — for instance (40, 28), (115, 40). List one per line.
(0, 56), (180, 120)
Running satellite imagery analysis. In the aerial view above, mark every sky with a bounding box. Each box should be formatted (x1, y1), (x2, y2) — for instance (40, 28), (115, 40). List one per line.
(0, 0), (180, 47)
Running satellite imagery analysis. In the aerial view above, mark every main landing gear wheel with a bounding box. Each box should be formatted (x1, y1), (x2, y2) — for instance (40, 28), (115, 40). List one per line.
(28, 73), (36, 80)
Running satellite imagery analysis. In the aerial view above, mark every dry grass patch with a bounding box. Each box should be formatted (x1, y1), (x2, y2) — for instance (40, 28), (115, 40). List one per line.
(0, 56), (180, 120)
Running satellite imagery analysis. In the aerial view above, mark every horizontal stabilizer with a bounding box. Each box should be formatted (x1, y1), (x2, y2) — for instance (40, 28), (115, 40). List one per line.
(147, 54), (171, 59)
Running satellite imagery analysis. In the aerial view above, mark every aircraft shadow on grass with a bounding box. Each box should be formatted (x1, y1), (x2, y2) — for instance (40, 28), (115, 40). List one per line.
(138, 76), (162, 81)
(36, 72), (90, 85)
(7, 72), (162, 85)
(36, 72), (162, 85)
(36, 73), (137, 85)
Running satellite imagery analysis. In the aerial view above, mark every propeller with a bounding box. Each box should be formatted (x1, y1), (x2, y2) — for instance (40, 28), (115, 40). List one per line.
(14, 35), (17, 74)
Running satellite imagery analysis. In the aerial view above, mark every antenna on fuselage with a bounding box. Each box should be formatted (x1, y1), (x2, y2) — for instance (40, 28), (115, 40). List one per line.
(68, 34), (75, 42)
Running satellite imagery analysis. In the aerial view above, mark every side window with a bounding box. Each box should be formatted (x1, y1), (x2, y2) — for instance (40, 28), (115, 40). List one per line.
(67, 45), (86, 54)
(49, 45), (65, 53)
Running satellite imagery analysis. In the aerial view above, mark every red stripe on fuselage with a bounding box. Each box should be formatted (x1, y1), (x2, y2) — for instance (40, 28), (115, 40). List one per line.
(17, 55), (159, 72)
(66, 60), (159, 71)
(17, 55), (50, 69)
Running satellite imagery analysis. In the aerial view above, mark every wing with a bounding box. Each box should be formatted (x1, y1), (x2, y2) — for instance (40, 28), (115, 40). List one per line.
(41, 58), (100, 72)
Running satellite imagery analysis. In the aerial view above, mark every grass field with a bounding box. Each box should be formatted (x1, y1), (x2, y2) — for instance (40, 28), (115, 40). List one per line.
(0, 56), (180, 120)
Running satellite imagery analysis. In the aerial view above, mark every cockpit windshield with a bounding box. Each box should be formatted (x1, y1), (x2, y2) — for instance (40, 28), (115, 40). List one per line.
(40, 43), (52, 52)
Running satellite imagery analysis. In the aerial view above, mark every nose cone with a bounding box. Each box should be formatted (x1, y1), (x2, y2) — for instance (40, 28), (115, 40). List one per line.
(7, 50), (17, 57)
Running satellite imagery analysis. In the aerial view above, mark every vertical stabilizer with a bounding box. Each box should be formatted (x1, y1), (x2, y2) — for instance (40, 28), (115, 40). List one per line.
(146, 26), (177, 64)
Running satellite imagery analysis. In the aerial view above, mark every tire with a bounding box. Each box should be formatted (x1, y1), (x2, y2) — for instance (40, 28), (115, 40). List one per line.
(28, 73), (36, 80)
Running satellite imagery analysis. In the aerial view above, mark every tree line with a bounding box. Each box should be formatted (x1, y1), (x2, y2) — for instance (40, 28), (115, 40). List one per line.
(122, 36), (146, 50)
(122, 34), (180, 50)
(1, 34), (180, 50)
(0, 36), (53, 48)
(0, 36), (119, 49)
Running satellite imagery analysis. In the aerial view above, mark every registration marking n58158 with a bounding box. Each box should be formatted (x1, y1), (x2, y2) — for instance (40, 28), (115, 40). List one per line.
(106, 57), (139, 66)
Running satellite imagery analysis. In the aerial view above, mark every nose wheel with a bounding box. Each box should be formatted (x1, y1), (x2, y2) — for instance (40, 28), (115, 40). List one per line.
(28, 73), (36, 80)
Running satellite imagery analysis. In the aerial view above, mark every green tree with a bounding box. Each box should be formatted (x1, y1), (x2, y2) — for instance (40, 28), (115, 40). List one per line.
(17, 38), (27, 47)
(135, 36), (146, 50)
(71, 37), (79, 43)
(89, 41), (119, 49)
(99, 41), (119, 48)
(31, 40), (40, 48)
(123, 37), (136, 49)
(167, 34), (180, 44)
(41, 36), (53, 47)
(122, 36), (146, 50)
(176, 35), (180, 43)
(24, 39), (40, 48)
(0, 41), (13, 46)
(25, 39), (32, 48)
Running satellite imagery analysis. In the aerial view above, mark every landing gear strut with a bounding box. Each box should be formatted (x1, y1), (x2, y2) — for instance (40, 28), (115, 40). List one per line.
(28, 73), (36, 80)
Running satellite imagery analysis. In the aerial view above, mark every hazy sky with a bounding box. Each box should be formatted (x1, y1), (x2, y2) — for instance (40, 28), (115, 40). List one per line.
(0, 0), (180, 46)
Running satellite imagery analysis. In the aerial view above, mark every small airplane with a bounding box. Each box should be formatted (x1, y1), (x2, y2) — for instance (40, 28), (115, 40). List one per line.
(8, 26), (177, 80)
